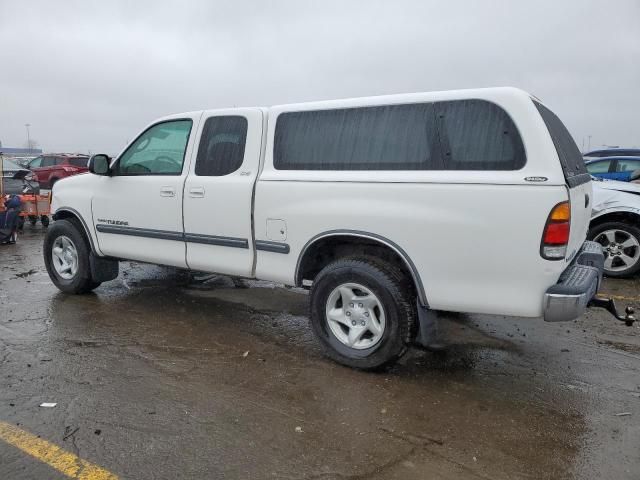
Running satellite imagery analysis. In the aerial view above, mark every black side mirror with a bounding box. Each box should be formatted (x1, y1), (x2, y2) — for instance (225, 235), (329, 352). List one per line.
(89, 154), (111, 176)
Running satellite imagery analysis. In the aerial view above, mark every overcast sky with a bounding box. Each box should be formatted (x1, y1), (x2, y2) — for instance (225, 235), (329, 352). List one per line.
(1, 0), (638, 154)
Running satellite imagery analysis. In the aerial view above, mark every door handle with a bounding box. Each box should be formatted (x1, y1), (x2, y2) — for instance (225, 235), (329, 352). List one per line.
(160, 186), (175, 197)
(188, 187), (205, 198)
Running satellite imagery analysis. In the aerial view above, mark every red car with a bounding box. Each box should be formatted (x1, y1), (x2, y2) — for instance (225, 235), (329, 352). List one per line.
(27, 154), (90, 189)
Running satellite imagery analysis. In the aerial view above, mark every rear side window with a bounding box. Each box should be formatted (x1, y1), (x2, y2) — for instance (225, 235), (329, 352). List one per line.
(195, 116), (248, 176)
(41, 156), (56, 167)
(615, 159), (640, 172)
(436, 100), (526, 170)
(274, 100), (526, 171)
(274, 103), (440, 170)
(534, 101), (589, 187)
(68, 157), (88, 167)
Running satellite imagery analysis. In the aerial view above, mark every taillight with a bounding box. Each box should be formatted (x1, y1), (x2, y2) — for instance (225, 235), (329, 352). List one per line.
(62, 166), (78, 172)
(541, 201), (571, 260)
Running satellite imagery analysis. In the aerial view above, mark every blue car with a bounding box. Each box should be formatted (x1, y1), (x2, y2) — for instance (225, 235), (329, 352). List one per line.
(585, 156), (640, 182)
(584, 148), (640, 158)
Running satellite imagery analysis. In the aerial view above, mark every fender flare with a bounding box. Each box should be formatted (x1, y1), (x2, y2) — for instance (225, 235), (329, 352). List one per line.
(52, 207), (98, 254)
(591, 207), (640, 224)
(295, 229), (428, 306)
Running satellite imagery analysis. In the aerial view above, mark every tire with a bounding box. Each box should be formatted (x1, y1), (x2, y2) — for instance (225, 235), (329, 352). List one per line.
(309, 256), (416, 370)
(588, 221), (640, 278)
(43, 218), (101, 293)
(29, 215), (38, 226)
(41, 215), (50, 227)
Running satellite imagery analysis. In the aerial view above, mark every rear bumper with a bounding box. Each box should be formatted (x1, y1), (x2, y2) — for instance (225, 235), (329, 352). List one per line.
(543, 241), (604, 322)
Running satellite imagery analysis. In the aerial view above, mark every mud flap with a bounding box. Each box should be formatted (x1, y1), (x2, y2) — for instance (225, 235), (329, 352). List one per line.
(90, 254), (119, 282)
(414, 301), (447, 352)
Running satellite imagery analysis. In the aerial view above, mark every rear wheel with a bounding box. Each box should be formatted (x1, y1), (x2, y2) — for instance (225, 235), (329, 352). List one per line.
(309, 257), (416, 370)
(44, 219), (101, 293)
(589, 221), (640, 278)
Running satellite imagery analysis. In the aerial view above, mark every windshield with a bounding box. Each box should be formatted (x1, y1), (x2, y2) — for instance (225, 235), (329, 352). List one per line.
(1, 159), (22, 172)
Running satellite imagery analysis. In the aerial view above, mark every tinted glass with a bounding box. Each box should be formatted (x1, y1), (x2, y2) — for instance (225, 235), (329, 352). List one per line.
(116, 120), (192, 175)
(616, 159), (640, 172)
(586, 160), (611, 174)
(42, 156), (56, 167)
(274, 103), (439, 170)
(195, 116), (248, 176)
(534, 101), (589, 187)
(436, 100), (525, 170)
(68, 157), (89, 167)
(29, 157), (42, 168)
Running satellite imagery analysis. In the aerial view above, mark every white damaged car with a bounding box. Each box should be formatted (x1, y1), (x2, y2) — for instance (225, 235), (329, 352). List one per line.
(590, 178), (640, 277)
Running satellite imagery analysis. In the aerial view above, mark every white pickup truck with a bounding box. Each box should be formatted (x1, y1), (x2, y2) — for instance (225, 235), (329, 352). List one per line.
(45, 87), (624, 369)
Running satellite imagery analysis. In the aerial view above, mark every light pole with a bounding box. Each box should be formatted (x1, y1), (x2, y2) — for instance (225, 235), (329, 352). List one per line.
(587, 135), (592, 153)
(25, 123), (31, 153)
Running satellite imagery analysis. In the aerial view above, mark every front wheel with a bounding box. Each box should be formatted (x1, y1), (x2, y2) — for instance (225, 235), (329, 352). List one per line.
(309, 257), (416, 370)
(589, 221), (640, 278)
(44, 219), (101, 293)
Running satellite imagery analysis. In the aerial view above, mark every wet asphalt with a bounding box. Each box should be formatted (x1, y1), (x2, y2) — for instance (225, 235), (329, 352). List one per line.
(1, 226), (639, 480)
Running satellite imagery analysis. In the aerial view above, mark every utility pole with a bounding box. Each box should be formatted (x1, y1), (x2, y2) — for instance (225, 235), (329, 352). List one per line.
(587, 135), (592, 152)
(25, 123), (31, 153)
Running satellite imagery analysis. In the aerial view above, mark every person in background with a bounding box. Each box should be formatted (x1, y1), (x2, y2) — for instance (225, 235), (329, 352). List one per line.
(1, 194), (22, 245)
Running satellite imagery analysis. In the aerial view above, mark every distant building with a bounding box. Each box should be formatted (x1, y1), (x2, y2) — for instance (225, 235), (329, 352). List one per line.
(0, 146), (43, 157)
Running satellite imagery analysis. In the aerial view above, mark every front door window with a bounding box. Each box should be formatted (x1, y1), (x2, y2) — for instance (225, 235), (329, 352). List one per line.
(115, 120), (192, 176)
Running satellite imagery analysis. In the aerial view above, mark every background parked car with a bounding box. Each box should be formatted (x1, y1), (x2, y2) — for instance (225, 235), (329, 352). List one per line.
(590, 178), (640, 277)
(584, 148), (640, 159)
(10, 156), (37, 168)
(1, 158), (41, 195)
(27, 154), (89, 189)
(585, 156), (640, 182)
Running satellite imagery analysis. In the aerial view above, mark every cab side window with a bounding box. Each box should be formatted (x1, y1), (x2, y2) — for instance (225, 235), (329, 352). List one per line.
(115, 120), (192, 176)
(195, 116), (248, 176)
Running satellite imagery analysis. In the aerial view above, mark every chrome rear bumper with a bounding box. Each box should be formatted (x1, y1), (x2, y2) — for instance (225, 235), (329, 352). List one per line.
(543, 241), (604, 322)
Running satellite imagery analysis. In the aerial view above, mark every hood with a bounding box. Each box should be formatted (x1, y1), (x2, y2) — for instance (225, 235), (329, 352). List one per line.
(591, 178), (640, 196)
(592, 179), (640, 218)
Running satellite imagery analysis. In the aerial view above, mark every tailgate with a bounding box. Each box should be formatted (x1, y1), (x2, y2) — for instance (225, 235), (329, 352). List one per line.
(567, 181), (592, 260)
(534, 100), (592, 261)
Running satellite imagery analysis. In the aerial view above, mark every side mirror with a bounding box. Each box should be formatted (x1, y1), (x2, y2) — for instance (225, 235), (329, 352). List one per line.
(630, 169), (640, 182)
(89, 154), (111, 176)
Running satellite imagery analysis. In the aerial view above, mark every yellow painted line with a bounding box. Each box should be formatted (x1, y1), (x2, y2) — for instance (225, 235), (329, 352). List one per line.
(0, 421), (118, 480)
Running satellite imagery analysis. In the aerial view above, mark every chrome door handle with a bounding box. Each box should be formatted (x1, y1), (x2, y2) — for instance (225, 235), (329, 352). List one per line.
(160, 186), (175, 197)
(188, 187), (205, 198)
